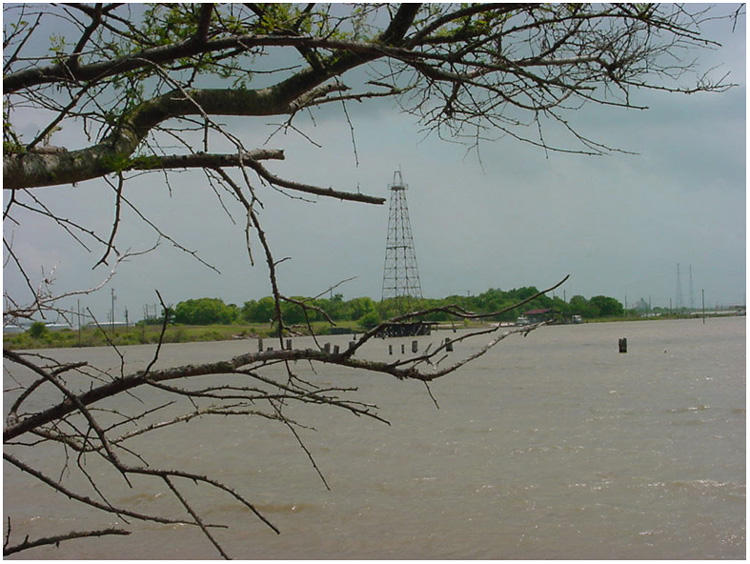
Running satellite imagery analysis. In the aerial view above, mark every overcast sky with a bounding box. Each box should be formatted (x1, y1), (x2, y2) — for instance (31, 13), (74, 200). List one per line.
(3, 5), (746, 324)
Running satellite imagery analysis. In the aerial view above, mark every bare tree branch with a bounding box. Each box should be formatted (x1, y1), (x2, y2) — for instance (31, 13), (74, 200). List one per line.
(4, 526), (131, 557)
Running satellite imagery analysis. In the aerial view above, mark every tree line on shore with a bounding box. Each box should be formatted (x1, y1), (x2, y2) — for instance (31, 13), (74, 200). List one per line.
(4, 287), (626, 351)
(165, 287), (626, 328)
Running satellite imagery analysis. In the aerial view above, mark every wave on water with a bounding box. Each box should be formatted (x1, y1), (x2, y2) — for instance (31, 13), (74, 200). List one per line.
(667, 405), (711, 414)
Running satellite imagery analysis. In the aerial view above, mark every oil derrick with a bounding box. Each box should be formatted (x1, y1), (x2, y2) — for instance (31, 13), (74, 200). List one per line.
(381, 170), (422, 310)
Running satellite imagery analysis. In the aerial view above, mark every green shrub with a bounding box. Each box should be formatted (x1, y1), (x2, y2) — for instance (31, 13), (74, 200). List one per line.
(28, 322), (49, 339)
(357, 310), (381, 330)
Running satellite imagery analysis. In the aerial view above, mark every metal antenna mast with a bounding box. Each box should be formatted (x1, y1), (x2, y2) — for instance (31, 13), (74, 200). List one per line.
(381, 170), (422, 306)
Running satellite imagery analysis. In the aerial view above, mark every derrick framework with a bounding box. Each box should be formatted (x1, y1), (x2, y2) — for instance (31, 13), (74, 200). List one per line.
(381, 170), (423, 303)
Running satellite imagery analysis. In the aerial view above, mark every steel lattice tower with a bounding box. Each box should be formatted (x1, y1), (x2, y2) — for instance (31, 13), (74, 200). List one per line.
(381, 171), (422, 305)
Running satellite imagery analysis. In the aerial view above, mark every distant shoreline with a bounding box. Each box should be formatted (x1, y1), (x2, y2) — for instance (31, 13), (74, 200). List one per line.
(4, 311), (744, 351)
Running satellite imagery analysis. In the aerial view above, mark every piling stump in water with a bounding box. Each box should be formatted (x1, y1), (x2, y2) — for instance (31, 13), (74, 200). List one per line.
(618, 338), (628, 353)
(445, 337), (454, 352)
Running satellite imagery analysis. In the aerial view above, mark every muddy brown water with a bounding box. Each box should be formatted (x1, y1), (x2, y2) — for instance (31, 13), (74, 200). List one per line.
(4, 317), (745, 558)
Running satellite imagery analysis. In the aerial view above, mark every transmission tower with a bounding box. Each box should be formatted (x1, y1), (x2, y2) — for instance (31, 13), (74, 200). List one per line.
(676, 263), (684, 310)
(381, 170), (422, 306)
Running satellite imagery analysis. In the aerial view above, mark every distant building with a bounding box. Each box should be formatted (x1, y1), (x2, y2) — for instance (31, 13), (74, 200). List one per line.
(86, 321), (128, 329)
(524, 308), (553, 323)
(4, 322), (73, 333)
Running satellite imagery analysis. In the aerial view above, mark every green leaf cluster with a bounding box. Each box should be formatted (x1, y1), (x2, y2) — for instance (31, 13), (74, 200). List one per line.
(27, 321), (49, 339)
(236, 287), (627, 327)
(173, 297), (239, 325)
(141, 4), (203, 46)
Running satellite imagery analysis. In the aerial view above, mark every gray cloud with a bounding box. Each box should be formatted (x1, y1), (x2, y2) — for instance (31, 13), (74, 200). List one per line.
(5, 7), (745, 322)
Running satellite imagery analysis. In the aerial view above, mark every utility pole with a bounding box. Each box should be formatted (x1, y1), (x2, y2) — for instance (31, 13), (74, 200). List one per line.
(77, 299), (82, 346)
(689, 265), (695, 311)
(110, 288), (116, 335)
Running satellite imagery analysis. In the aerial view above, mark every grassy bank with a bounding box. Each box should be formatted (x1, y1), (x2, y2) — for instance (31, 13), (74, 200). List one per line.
(3, 320), (363, 351)
(6, 314), (733, 351)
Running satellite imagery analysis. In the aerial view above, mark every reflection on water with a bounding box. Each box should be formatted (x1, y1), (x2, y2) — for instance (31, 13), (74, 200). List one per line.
(4, 317), (745, 559)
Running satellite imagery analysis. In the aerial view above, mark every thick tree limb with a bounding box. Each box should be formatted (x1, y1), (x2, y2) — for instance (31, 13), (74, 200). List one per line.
(134, 148), (284, 170)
